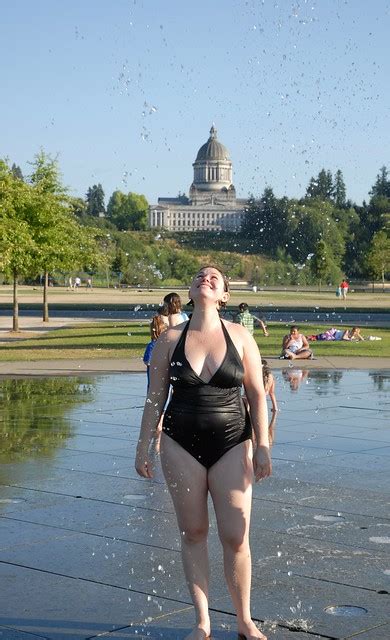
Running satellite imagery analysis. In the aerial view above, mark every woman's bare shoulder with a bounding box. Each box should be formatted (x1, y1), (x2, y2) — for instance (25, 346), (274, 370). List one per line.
(222, 318), (244, 336)
(152, 322), (187, 360)
(222, 318), (254, 347)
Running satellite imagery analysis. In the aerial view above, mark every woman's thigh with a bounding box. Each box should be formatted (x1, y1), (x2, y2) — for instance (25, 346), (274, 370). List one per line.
(160, 433), (209, 533)
(208, 440), (253, 543)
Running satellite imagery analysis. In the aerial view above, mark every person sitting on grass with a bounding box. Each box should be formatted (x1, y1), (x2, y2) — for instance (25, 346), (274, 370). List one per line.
(307, 327), (364, 342)
(281, 325), (313, 360)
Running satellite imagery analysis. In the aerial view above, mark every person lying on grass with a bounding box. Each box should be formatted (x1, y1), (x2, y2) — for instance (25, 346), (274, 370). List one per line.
(307, 327), (364, 342)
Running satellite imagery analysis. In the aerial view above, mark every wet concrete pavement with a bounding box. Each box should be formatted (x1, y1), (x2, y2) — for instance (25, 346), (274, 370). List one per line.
(0, 370), (390, 639)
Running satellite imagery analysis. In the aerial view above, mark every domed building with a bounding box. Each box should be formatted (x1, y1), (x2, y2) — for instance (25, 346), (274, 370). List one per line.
(149, 126), (246, 231)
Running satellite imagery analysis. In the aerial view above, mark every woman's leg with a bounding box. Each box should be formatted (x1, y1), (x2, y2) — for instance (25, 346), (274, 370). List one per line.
(160, 434), (211, 640)
(293, 349), (312, 359)
(208, 440), (267, 640)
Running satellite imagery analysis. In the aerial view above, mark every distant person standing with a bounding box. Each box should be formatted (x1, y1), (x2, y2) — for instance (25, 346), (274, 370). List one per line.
(74, 276), (81, 290)
(86, 277), (93, 291)
(235, 303), (269, 337)
(68, 276), (73, 291)
(340, 279), (349, 300)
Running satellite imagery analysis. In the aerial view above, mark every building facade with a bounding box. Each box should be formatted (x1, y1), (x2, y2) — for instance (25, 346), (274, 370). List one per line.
(149, 126), (247, 232)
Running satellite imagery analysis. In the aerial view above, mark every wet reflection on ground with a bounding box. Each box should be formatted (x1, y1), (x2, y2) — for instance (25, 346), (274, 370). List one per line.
(0, 378), (94, 462)
(0, 369), (388, 473)
(0, 370), (389, 638)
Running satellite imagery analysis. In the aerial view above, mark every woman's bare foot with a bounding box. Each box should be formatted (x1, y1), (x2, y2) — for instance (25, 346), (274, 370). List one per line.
(238, 620), (267, 640)
(184, 624), (211, 640)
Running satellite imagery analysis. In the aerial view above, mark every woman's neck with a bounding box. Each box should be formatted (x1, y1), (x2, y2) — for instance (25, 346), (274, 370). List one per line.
(189, 305), (221, 330)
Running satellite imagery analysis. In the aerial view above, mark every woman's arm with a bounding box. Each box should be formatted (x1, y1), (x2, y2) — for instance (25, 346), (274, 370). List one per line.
(301, 334), (310, 349)
(282, 334), (291, 350)
(239, 328), (272, 480)
(135, 332), (172, 478)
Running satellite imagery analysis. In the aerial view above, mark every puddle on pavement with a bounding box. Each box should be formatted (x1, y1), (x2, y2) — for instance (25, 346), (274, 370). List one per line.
(313, 514), (345, 522)
(0, 370), (388, 488)
(325, 605), (368, 617)
(0, 377), (94, 462)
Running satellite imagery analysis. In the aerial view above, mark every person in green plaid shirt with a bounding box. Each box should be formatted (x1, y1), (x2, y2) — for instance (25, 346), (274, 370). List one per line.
(234, 303), (269, 336)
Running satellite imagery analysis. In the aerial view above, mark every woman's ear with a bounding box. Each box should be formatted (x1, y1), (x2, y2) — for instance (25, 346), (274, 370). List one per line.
(221, 291), (230, 304)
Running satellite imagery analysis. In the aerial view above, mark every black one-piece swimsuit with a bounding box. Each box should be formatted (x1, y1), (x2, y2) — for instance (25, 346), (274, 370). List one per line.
(162, 320), (252, 469)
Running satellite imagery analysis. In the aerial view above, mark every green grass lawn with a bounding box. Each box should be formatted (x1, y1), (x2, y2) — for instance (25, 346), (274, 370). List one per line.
(0, 321), (388, 361)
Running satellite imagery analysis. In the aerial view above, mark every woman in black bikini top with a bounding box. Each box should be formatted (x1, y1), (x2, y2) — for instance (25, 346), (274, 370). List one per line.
(135, 266), (271, 640)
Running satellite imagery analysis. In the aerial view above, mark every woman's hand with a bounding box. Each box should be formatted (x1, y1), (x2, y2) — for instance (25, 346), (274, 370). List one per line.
(253, 445), (272, 482)
(135, 446), (154, 479)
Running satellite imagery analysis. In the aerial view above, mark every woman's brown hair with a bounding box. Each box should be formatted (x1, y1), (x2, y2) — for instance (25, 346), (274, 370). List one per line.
(163, 292), (183, 315)
(150, 314), (166, 340)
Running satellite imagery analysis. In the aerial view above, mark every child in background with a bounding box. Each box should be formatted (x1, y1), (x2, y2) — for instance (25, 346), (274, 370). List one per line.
(143, 315), (167, 449)
(243, 358), (278, 445)
(143, 315), (167, 388)
(262, 359), (278, 413)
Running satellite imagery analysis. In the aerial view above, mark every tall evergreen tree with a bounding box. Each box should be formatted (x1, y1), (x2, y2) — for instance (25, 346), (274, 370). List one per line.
(11, 163), (24, 181)
(333, 169), (347, 208)
(370, 166), (390, 198)
(306, 169), (334, 200)
(241, 188), (289, 256)
(86, 184), (105, 217)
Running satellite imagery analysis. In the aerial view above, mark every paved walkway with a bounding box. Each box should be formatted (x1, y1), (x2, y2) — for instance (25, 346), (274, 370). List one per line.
(0, 355), (390, 377)
(1, 370), (389, 639)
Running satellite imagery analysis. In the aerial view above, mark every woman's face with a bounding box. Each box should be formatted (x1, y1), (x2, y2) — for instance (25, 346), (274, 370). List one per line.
(189, 267), (230, 307)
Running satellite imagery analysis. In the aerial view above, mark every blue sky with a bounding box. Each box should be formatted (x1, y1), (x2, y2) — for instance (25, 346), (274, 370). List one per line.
(1, 0), (389, 206)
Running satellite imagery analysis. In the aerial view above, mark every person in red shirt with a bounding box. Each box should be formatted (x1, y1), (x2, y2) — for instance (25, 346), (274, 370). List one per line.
(340, 279), (349, 300)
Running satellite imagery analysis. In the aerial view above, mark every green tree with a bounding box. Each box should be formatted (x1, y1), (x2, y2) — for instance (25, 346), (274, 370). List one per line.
(306, 169), (334, 200)
(284, 199), (345, 266)
(310, 240), (337, 290)
(366, 231), (390, 291)
(333, 169), (347, 208)
(29, 151), (69, 321)
(241, 188), (289, 256)
(68, 196), (87, 218)
(86, 183), (105, 217)
(370, 166), (390, 198)
(106, 190), (149, 230)
(0, 161), (37, 331)
(11, 163), (24, 181)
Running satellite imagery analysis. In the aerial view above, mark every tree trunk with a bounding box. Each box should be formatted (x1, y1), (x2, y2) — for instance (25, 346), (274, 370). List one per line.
(43, 270), (49, 322)
(382, 269), (385, 293)
(12, 271), (19, 332)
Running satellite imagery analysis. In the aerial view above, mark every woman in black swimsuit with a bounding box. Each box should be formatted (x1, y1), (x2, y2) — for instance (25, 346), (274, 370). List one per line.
(135, 266), (271, 640)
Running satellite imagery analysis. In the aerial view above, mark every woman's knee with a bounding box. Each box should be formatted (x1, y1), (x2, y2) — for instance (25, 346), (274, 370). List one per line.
(219, 528), (249, 553)
(180, 523), (209, 545)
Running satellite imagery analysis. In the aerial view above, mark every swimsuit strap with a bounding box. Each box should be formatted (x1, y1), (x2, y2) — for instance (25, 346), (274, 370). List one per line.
(171, 320), (190, 361)
(172, 318), (236, 366)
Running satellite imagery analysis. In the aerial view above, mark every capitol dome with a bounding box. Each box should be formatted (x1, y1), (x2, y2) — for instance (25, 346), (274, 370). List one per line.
(195, 125), (231, 162)
(191, 125), (234, 193)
